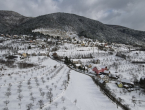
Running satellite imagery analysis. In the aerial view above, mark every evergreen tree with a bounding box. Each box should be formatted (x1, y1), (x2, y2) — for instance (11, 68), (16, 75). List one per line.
(64, 56), (69, 64)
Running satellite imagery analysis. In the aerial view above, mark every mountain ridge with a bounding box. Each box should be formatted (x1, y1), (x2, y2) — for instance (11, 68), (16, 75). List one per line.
(0, 10), (145, 45)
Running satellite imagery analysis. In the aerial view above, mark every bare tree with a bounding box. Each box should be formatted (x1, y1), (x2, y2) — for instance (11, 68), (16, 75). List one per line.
(47, 77), (49, 81)
(30, 92), (33, 97)
(54, 85), (57, 90)
(3, 107), (9, 110)
(17, 94), (23, 101)
(17, 84), (22, 89)
(63, 80), (67, 90)
(42, 80), (46, 85)
(36, 83), (39, 88)
(27, 81), (31, 86)
(26, 103), (34, 110)
(8, 83), (12, 88)
(41, 92), (45, 98)
(74, 99), (77, 105)
(3, 100), (9, 106)
(17, 89), (22, 94)
(46, 92), (53, 103)
(46, 85), (49, 90)
(28, 86), (32, 91)
(62, 106), (66, 110)
(5, 92), (11, 98)
(49, 88), (52, 92)
(48, 107), (51, 110)
(30, 96), (36, 103)
(18, 103), (21, 109)
(54, 102), (58, 108)
(37, 100), (44, 109)
(61, 97), (65, 103)
(39, 88), (42, 93)
(7, 87), (11, 92)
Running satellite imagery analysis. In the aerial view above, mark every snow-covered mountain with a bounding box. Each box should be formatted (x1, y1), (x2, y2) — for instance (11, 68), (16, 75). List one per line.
(0, 10), (145, 45)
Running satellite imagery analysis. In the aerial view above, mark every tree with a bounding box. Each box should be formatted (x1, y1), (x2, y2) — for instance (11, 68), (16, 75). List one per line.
(46, 92), (53, 103)
(46, 85), (49, 90)
(62, 106), (66, 110)
(78, 66), (82, 70)
(61, 97), (65, 103)
(18, 103), (21, 109)
(26, 103), (34, 110)
(54, 85), (57, 90)
(63, 80), (67, 90)
(30, 96), (36, 103)
(3, 100), (9, 106)
(74, 99), (77, 105)
(39, 88), (42, 93)
(5, 92), (11, 98)
(28, 86), (32, 91)
(28, 45), (31, 49)
(30, 92), (33, 97)
(54, 102), (58, 108)
(17, 89), (22, 94)
(37, 100), (44, 109)
(17, 94), (23, 101)
(36, 83), (39, 88)
(3, 107), (9, 110)
(48, 107), (51, 110)
(64, 56), (69, 64)
(41, 92), (45, 98)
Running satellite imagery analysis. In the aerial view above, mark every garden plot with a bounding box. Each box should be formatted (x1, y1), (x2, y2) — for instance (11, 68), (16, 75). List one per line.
(57, 44), (108, 59)
(107, 81), (145, 110)
(0, 62), (70, 110)
(95, 50), (145, 110)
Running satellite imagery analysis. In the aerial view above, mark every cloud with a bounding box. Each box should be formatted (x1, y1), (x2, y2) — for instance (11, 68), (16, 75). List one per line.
(0, 0), (145, 31)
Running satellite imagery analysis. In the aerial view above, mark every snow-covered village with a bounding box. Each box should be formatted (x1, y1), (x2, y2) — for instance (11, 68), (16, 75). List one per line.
(0, 28), (145, 110)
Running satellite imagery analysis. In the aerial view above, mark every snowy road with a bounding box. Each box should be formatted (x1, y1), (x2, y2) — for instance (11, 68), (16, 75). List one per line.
(65, 70), (121, 110)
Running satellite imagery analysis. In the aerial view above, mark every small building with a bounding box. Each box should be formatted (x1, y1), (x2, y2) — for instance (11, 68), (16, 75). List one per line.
(116, 82), (123, 88)
(22, 53), (27, 58)
(75, 64), (82, 68)
(93, 66), (107, 74)
(72, 59), (81, 64)
(99, 74), (109, 83)
(104, 70), (110, 74)
(93, 58), (100, 64)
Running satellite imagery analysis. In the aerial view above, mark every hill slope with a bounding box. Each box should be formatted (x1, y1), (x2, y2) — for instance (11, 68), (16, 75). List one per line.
(0, 10), (32, 33)
(0, 10), (145, 45)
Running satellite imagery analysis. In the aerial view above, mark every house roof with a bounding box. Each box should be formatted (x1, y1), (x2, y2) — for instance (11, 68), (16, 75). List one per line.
(104, 70), (110, 73)
(99, 74), (106, 78)
(121, 79), (133, 84)
(76, 64), (81, 67)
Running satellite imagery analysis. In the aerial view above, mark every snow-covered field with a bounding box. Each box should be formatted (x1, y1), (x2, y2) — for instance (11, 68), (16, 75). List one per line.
(0, 57), (120, 110)
(1, 37), (145, 110)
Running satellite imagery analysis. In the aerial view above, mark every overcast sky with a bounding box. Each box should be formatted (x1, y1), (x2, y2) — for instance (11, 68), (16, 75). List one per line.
(0, 0), (145, 31)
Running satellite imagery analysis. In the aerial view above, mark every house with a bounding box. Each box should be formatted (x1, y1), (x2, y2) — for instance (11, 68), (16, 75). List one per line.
(116, 82), (123, 88)
(38, 51), (46, 56)
(88, 64), (92, 68)
(93, 58), (100, 64)
(104, 70), (110, 74)
(99, 74), (109, 83)
(72, 59), (81, 64)
(31, 52), (37, 56)
(93, 66), (107, 74)
(109, 74), (119, 81)
(21, 53), (27, 58)
(75, 64), (82, 68)
(120, 79), (134, 88)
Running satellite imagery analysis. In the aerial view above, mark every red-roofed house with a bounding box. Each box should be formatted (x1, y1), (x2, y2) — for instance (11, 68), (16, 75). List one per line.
(93, 66), (107, 74)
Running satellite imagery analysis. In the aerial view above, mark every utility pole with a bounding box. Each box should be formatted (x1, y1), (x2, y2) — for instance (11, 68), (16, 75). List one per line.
(93, 36), (95, 58)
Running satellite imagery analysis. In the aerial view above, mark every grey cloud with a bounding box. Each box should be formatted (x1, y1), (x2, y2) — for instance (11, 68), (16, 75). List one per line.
(0, 0), (145, 31)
